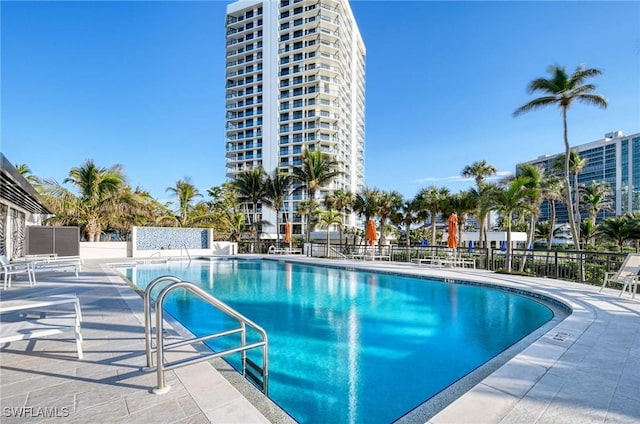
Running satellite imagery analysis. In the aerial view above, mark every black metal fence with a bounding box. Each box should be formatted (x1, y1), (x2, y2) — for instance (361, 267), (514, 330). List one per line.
(237, 240), (628, 286)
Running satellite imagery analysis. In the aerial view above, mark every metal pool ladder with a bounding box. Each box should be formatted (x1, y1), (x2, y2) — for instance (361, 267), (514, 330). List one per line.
(143, 276), (269, 395)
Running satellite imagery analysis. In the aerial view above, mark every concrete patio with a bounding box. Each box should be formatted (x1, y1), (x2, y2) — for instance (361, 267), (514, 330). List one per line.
(0, 257), (638, 423)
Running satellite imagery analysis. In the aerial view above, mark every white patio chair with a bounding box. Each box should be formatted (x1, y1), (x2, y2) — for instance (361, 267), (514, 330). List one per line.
(0, 255), (36, 290)
(600, 253), (640, 298)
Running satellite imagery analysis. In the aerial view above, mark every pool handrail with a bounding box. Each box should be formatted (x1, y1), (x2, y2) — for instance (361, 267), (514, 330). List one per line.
(143, 276), (269, 395)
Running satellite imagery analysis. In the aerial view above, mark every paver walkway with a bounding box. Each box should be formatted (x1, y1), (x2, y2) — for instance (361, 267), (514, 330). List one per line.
(0, 264), (270, 423)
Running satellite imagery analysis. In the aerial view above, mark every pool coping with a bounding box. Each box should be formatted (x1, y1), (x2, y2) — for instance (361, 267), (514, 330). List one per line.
(238, 255), (640, 423)
(111, 255), (640, 423)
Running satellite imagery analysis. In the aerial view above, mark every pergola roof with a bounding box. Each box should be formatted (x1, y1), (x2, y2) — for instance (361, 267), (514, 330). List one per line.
(1, 153), (52, 215)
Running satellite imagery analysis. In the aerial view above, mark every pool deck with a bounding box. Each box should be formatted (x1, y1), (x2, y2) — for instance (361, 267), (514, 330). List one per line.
(0, 255), (638, 423)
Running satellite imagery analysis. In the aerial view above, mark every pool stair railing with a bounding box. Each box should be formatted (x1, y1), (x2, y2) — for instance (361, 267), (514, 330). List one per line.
(180, 242), (193, 263)
(143, 275), (269, 395)
(327, 246), (347, 259)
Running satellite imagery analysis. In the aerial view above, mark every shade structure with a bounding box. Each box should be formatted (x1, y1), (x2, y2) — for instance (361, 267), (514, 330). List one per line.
(284, 222), (292, 244)
(447, 213), (459, 248)
(365, 219), (377, 246)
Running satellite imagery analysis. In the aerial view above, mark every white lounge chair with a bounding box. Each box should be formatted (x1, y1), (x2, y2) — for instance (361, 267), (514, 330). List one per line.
(0, 255), (35, 290)
(32, 256), (81, 277)
(0, 294), (83, 359)
(600, 253), (640, 298)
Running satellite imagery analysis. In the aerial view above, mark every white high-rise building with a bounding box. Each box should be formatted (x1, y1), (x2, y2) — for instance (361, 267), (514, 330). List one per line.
(225, 0), (365, 239)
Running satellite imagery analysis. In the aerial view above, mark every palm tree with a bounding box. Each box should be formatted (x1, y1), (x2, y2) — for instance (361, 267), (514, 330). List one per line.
(391, 199), (419, 261)
(297, 199), (320, 242)
(514, 64), (607, 261)
(324, 189), (353, 246)
(552, 150), (588, 246)
(540, 176), (564, 249)
(163, 178), (203, 227)
(468, 183), (498, 248)
(462, 160), (497, 188)
(462, 160), (497, 247)
(376, 190), (403, 251)
(291, 147), (341, 238)
(265, 169), (295, 245)
(415, 186), (450, 247)
(516, 164), (545, 266)
(61, 160), (127, 241)
(292, 147), (341, 200)
(353, 188), (381, 244)
(14, 163), (41, 186)
(233, 168), (268, 248)
(447, 190), (478, 248)
(491, 176), (532, 272)
(207, 182), (243, 240)
(317, 210), (342, 255)
(108, 186), (163, 239)
(581, 181), (613, 226)
(599, 216), (633, 251)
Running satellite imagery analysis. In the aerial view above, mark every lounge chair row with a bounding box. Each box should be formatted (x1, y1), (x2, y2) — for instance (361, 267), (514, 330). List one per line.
(0, 255), (82, 290)
(411, 256), (476, 269)
(348, 247), (391, 261)
(267, 246), (302, 255)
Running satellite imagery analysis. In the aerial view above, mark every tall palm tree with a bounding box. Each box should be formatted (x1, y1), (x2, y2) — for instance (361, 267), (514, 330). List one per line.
(581, 181), (613, 226)
(324, 189), (353, 246)
(207, 182), (243, 240)
(391, 199), (419, 262)
(552, 150), (588, 246)
(462, 160), (497, 188)
(317, 210), (342, 255)
(517, 163), (545, 245)
(62, 160), (127, 241)
(233, 168), (268, 248)
(292, 147), (341, 238)
(540, 176), (564, 249)
(297, 199), (320, 242)
(415, 186), (450, 247)
(376, 190), (403, 250)
(491, 176), (533, 272)
(462, 160), (497, 246)
(353, 188), (381, 244)
(469, 183), (498, 248)
(292, 147), (341, 200)
(265, 169), (295, 244)
(164, 178), (202, 227)
(514, 64), (607, 261)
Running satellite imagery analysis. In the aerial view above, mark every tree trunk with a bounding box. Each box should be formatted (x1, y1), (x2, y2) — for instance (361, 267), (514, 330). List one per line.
(85, 218), (100, 242)
(431, 211), (437, 246)
(275, 207), (280, 246)
(562, 108), (582, 281)
(547, 200), (556, 249)
(406, 223), (411, 262)
(506, 214), (512, 273)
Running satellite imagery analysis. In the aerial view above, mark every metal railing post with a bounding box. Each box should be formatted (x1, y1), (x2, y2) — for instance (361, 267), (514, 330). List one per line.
(144, 276), (182, 369)
(145, 279), (269, 395)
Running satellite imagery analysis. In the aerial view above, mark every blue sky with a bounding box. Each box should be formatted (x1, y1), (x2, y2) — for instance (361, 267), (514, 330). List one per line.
(2, 1), (639, 204)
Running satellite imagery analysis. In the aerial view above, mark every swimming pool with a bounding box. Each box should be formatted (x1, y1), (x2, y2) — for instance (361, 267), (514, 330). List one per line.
(121, 258), (554, 423)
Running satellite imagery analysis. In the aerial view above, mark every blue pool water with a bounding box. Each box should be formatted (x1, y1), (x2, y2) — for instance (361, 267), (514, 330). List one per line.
(123, 259), (553, 423)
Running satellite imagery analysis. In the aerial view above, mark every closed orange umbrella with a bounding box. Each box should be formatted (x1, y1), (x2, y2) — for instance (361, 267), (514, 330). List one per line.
(284, 222), (292, 244)
(365, 219), (377, 246)
(447, 213), (458, 248)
